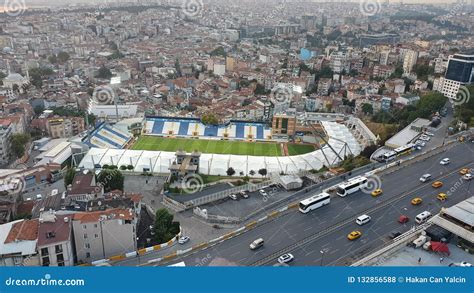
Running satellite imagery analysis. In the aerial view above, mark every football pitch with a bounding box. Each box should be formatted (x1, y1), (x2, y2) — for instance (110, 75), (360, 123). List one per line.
(131, 136), (315, 156)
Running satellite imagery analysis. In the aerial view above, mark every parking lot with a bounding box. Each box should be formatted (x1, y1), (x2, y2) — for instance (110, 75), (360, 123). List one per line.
(199, 183), (294, 220)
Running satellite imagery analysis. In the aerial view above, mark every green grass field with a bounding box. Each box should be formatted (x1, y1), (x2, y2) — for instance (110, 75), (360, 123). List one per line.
(132, 136), (316, 156)
(132, 136), (281, 156)
(287, 144), (315, 156)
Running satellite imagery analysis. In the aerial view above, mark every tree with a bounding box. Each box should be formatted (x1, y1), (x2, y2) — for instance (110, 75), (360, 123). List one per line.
(361, 103), (374, 115)
(64, 167), (76, 188)
(201, 113), (218, 125)
(258, 168), (267, 178)
(95, 66), (112, 79)
(0, 71), (6, 85)
(254, 83), (267, 95)
(249, 170), (256, 176)
(97, 169), (124, 192)
(210, 46), (226, 57)
(57, 51), (70, 63)
(154, 208), (180, 243)
(10, 133), (30, 159)
(226, 167), (236, 177)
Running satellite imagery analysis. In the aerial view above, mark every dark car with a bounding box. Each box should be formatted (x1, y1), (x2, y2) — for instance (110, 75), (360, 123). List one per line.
(389, 231), (402, 239)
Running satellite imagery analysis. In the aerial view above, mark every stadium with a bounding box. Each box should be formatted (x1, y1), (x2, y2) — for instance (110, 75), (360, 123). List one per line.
(79, 114), (375, 176)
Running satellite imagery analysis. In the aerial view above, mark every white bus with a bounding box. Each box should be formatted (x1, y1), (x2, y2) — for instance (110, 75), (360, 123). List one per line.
(336, 176), (368, 197)
(299, 192), (331, 213)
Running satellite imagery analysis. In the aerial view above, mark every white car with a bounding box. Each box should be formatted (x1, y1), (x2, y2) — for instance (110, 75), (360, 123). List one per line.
(36, 194), (42, 200)
(229, 194), (238, 200)
(178, 236), (190, 244)
(459, 261), (472, 267)
(463, 174), (473, 181)
(415, 140), (426, 147)
(425, 132), (435, 136)
(240, 191), (249, 198)
(420, 136), (430, 141)
(259, 189), (268, 196)
(440, 158), (450, 165)
(277, 253), (294, 264)
(419, 174), (432, 182)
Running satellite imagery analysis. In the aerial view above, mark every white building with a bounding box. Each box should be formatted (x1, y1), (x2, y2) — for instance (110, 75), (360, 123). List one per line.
(0, 219), (40, 266)
(403, 49), (418, 74)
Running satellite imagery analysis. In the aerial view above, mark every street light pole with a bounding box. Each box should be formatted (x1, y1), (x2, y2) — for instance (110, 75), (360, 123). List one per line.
(320, 250), (325, 266)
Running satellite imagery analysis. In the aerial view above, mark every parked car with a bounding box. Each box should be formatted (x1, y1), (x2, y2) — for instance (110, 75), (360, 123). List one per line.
(240, 191), (249, 198)
(259, 189), (268, 197)
(229, 194), (238, 200)
(277, 253), (294, 264)
(424, 132), (434, 136)
(178, 236), (190, 244)
(415, 140), (426, 147)
(389, 231), (402, 239)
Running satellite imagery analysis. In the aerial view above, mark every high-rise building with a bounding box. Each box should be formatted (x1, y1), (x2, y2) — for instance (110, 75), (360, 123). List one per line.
(438, 53), (474, 99)
(403, 49), (418, 74)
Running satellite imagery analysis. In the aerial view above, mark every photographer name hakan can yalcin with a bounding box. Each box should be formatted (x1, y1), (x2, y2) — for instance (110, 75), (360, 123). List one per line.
(404, 276), (466, 284)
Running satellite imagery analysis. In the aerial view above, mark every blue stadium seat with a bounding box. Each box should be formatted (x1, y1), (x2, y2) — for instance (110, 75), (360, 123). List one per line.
(204, 125), (218, 137)
(178, 121), (190, 136)
(152, 119), (165, 134)
(235, 123), (245, 138)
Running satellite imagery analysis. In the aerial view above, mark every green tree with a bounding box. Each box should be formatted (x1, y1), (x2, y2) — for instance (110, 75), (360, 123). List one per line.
(95, 66), (113, 79)
(254, 83), (267, 95)
(201, 113), (218, 125)
(10, 133), (30, 159)
(64, 167), (76, 188)
(0, 71), (6, 85)
(97, 169), (124, 192)
(226, 167), (236, 177)
(362, 103), (374, 115)
(153, 208), (180, 243)
(210, 46), (226, 57)
(258, 168), (267, 178)
(57, 52), (70, 63)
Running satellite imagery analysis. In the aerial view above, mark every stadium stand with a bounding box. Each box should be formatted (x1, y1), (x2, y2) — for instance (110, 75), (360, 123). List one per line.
(85, 122), (132, 149)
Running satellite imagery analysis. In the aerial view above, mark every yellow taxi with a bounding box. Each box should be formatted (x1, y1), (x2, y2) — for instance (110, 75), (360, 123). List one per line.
(437, 193), (448, 201)
(347, 231), (362, 241)
(460, 168), (471, 175)
(371, 188), (383, 197)
(411, 197), (423, 205)
(432, 181), (443, 188)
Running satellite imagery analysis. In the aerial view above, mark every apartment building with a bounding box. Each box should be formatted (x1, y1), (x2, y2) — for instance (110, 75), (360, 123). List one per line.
(403, 49), (418, 74)
(47, 117), (85, 138)
(72, 209), (137, 263)
(438, 53), (474, 99)
(0, 219), (40, 266)
(37, 212), (75, 266)
(0, 119), (13, 166)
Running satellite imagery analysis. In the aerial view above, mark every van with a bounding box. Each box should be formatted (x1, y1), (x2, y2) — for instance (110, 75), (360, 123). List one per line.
(415, 211), (432, 224)
(36, 194), (42, 200)
(249, 238), (264, 250)
(356, 214), (371, 226)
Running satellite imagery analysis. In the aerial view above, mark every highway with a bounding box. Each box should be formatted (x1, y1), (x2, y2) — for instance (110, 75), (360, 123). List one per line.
(163, 142), (474, 266)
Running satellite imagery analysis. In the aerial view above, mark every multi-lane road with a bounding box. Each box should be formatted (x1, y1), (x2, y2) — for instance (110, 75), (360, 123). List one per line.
(163, 142), (474, 266)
